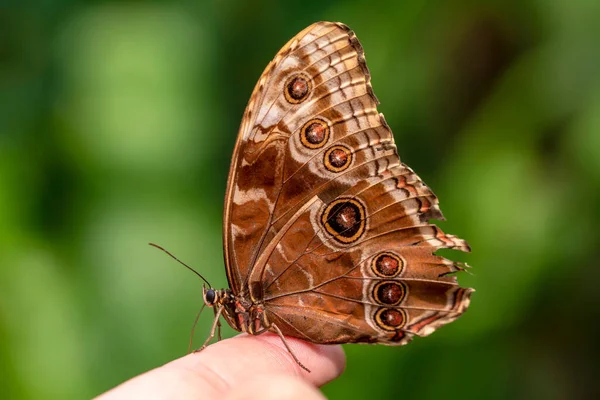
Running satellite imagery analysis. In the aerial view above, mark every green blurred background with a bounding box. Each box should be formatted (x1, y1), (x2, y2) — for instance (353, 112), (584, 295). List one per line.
(1, 0), (599, 399)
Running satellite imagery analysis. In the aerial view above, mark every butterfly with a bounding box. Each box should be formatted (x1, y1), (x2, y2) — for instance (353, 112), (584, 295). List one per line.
(163, 21), (473, 372)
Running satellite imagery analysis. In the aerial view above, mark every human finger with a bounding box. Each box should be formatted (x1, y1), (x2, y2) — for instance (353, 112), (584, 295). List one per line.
(96, 333), (345, 399)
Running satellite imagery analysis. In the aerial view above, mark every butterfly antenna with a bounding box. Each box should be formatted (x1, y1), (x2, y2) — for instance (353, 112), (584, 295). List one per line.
(149, 243), (212, 287)
(187, 303), (206, 353)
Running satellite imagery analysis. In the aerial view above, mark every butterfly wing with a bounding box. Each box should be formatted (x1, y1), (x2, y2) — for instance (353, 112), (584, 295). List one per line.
(254, 163), (472, 344)
(224, 21), (473, 344)
(224, 21), (376, 292)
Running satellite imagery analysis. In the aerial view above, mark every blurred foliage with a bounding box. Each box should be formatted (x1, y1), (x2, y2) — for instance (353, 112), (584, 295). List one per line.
(1, 0), (599, 399)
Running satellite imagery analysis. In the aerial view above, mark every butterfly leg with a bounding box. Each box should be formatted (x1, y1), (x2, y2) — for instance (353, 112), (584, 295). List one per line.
(216, 313), (223, 341)
(272, 323), (311, 373)
(187, 303), (206, 354)
(194, 305), (224, 352)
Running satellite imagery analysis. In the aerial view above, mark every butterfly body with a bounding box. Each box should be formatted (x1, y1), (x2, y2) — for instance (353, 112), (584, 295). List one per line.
(204, 289), (268, 335)
(203, 21), (473, 356)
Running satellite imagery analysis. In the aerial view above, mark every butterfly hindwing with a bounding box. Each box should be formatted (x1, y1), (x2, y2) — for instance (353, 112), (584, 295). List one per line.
(251, 161), (472, 344)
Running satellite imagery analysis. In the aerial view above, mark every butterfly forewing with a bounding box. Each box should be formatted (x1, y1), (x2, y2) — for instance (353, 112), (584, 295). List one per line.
(223, 21), (472, 346)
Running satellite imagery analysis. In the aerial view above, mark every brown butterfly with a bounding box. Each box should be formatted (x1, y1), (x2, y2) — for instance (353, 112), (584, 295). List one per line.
(161, 21), (473, 372)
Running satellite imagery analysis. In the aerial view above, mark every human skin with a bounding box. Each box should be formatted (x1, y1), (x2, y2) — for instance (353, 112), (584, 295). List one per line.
(95, 333), (346, 400)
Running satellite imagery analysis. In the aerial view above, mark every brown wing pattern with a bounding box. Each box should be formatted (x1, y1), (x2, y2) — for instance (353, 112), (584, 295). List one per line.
(224, 22), (383, 291)
(224, 21), (473, 344)
(253, 163), (472, 344)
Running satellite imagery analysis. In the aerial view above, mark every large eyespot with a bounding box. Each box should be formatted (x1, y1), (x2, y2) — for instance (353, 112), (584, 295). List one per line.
(371, 252), (404, 278)
(205, 289), (216, 305)
(324, 145), (352, 172)
(284, 74), (311, 103)
(373, 281), (407, 306)
(321, 198), (366, 244)
(300, 118), (329, 149)
(374, 308), (407, 331)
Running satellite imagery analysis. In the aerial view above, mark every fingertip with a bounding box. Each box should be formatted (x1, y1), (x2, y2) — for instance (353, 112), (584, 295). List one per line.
(223, 374), (327, 400)
(173, 333), (345, 387)
(251, 333), (346, 381)
(96, 334), (346, 399)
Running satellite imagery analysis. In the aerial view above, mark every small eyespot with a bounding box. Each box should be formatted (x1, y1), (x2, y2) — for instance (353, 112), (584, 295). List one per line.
(205, 289), (216, 304)
(371, 252), (404, 278)
(300, 118), (329, 149)
(324, 145), (352, 172)
(284, 74), (311, 104)
(374, 308), (407, 331)
(373, 281), (406, 306)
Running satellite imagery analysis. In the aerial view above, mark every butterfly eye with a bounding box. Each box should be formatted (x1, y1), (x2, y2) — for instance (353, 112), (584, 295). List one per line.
(205, 289), (216, 304)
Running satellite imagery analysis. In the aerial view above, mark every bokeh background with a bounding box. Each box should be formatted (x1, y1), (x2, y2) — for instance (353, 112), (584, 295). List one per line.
(1, 0), (599, 399)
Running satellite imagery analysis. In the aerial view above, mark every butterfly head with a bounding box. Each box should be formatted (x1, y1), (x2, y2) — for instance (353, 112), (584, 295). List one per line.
(202, 286), (217, 306)
(202, 287), (234, 308)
